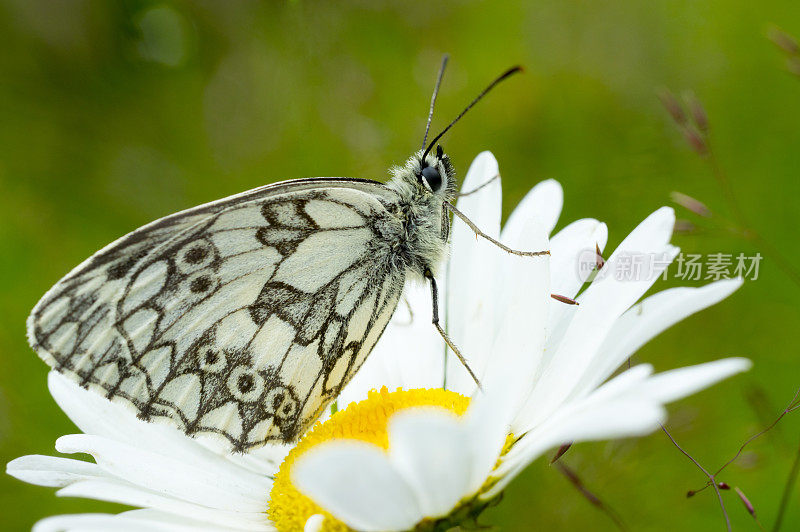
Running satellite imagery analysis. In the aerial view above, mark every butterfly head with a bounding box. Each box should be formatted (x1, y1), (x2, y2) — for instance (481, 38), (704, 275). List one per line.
(398, 144), (457, 202)
(386, 145), (457, 269)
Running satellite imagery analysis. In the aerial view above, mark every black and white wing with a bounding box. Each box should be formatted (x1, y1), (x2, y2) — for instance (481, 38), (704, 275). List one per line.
(28, 179), (406, 451)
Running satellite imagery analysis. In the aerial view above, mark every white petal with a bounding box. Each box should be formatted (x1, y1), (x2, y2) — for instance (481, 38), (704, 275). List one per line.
(7, 454), (267, 530)
(541, 219), (608, 368)
(488, 222), (550, 397)
(388, 409), (472, 517)
(48, 372), (275, 481)
(502, 397), (665, 486)
(580, 364), (654, 404)
(34, 514), (154, 532)
(544, 399), (666, 456)
(55, 434), (270, 512)
(33, 510), (254, 532)
(464, 366), (522, 494)
(502, 179), (563, 239)
(304, 515), (325, 532)
(637, 358), (752, 403)
(511, 365), (656, 447)
(55, 480), (267, 530)
(232, 443), (292, 477)
(458, 151), (501, 207)
(47, 371), (275, 478)
(446, 152), (503, 394)
(497, 358), (749, 494)
(502, 366), (654, 480)
(519, 208), (678, 427)
(489, 399), (666, 498)
(128, 509), (272, 531)
(583, 279), (743, 391)
(454, 152), (501, 238)
(548, 218), (608, 297)
(49, 372), (181, 448)
(293, 442), (422, 532)
(7, 455), (105, 488)
(493, 182), (558, 358)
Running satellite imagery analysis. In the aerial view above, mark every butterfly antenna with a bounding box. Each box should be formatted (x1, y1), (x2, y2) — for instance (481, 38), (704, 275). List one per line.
(422, 65), (523, 160)
(421, 54), (449, 151)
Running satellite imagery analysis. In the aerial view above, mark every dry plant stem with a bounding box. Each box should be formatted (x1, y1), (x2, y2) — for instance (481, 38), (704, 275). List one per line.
(773, 434), (800, 532)
(690, 386), (800, 497)
(716, 387), (800, 477)
(660, 425), (731, 532)
(554, 462), (628, 532)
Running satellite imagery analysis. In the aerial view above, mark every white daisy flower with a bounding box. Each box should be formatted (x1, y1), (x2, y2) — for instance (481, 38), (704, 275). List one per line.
(7, 151), (749, 532)
(278, 152), (751, 531)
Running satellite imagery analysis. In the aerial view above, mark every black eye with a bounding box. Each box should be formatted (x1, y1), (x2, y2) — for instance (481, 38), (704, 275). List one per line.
(421, 166), (442, 192)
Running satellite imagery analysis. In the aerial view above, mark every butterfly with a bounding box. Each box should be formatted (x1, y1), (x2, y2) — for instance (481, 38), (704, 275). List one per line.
(27, 57), (547, 452)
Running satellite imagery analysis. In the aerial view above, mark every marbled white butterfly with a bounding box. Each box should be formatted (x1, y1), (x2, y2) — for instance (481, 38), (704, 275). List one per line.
(27, 58), (547, 452)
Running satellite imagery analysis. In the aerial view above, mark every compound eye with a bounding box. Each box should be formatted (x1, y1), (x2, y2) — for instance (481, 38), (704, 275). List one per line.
(421, 166), (442, 192)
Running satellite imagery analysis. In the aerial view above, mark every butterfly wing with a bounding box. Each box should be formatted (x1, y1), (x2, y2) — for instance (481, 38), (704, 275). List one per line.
(28, 178), (406, 451)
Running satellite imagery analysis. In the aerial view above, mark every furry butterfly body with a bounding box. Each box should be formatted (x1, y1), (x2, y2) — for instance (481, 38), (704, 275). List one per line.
(28, 153), (456, 452)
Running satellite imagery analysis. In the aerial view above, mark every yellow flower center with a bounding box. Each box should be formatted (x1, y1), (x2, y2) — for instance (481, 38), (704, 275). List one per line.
(268, 387), (470, 532)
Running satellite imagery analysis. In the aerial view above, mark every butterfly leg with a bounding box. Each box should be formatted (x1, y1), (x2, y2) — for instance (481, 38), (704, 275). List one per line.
(424, 268), (482, 390)
(455, 173), (500, 197)
(393, 296), (415, 326)
(444, 201), (550, 258)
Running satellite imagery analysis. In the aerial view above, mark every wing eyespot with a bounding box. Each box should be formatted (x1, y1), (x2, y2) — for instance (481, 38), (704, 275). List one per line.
(107, 256), (141, 280)
(227, 366), (264, 402)
(184, 246), (207, 264)
(175, 238), (217, 274)
(190, 275), (212, 293)
(264, 385), (299, 421)
(182, 269), (219, 300)
(197, 345), (226, 373)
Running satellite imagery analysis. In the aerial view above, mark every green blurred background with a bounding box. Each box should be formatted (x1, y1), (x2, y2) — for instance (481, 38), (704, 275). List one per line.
(1, 1), (799, 530)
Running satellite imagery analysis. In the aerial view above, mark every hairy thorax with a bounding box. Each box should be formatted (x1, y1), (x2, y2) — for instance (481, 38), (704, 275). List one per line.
(381, 149), (456, 281)
(385, 191), (449, 280)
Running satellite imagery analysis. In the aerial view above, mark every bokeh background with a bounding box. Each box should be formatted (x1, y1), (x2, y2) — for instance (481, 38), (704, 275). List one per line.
(1, 1), (799, 530)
